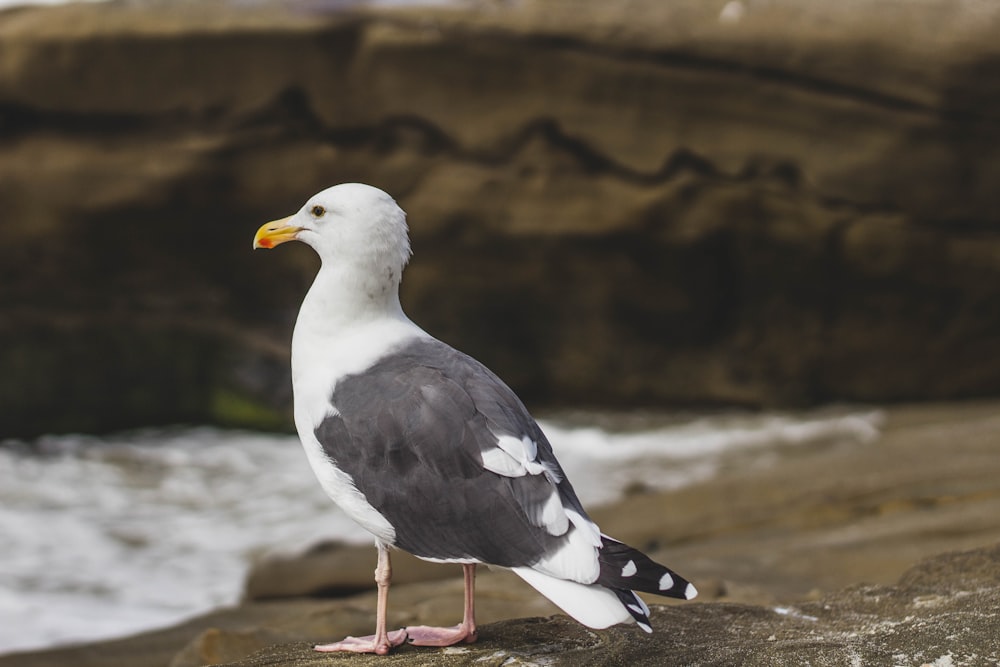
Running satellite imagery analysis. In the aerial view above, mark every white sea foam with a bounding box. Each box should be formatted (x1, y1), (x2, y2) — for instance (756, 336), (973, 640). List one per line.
(0, 429), (335, 653)
(0, 408), (883, 654)
(545, 409), (883, 505)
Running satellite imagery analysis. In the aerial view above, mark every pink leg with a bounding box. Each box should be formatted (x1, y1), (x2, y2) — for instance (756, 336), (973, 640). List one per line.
(314, 541), (408, 655)
(405, 563), (479, 647)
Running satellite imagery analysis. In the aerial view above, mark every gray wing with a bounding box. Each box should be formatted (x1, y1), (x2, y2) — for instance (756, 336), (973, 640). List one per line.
(313, 337), (592, 567)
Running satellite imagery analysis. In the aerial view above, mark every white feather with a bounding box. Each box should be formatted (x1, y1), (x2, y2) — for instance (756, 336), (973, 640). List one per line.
(512, 567), (633, 629)
(537, 490), (569, 536)
(531, 515), (600, 583)
(488, 434), (537, 476)
(483, 433), (562, 485)
(480, 447), (525, 477)
(499, 434), (537, 462)
(569, 510), (603, 547)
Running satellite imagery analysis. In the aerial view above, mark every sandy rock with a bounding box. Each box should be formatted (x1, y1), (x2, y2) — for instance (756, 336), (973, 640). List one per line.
(8, 545), (997, 667)
(216, 544), (1000, 666)
(169, 628), (288, 667)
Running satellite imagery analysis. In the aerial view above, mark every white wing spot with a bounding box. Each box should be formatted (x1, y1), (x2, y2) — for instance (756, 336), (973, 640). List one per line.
(621, 560), (637, 577)
(684, 582), (698, 600)
(627, 603), (644, 615)
(658, 572), (674, 591)
(481, 447), (524, 477)
(487, 435), (550, 477)
(484, 432), (563, 484)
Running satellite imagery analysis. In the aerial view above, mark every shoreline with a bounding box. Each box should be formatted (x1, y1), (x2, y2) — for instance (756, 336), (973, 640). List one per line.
(4, 399), (1000, 666)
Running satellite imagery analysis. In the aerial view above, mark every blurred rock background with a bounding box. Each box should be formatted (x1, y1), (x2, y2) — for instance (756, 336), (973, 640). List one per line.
(2, 0), (1000, 436)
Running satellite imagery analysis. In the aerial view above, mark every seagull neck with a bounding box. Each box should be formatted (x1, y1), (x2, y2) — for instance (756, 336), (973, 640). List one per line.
(298, 263), (406, 333)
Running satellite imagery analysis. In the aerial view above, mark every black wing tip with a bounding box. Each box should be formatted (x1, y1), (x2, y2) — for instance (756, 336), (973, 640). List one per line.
(598, 536), (698, 600)
(612, 580), (698, 635)
(662, 575), (699, 600)
(612, 588), (653, 633)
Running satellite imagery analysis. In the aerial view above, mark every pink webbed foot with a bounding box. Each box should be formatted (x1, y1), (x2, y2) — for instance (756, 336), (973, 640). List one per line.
(405, 623), (478, 647)
(314, 629), (408, 655)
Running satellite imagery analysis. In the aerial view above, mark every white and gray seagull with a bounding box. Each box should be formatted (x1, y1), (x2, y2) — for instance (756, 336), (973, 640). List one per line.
(253, 183), (696, 655)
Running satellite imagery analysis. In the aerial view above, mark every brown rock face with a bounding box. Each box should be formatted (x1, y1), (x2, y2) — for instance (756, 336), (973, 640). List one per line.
(3, 1), (1000, 436)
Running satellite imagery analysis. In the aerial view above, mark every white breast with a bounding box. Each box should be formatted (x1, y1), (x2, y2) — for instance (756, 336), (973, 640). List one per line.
(291, 315), (425, 432)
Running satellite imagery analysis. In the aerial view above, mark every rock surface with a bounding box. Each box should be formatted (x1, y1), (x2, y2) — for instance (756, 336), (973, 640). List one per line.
(4, 1), (1000, 436)
(215, 542), (1000, 666)
(7, 544), (998, 667)
(4, 401), (1000, 667)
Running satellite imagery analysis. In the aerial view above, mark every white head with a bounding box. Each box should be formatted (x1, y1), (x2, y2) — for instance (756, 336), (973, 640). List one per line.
(253, 183), (411, 283)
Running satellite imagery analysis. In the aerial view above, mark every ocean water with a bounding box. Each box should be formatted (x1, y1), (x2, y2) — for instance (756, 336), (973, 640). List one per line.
(0, 408), (883, 654)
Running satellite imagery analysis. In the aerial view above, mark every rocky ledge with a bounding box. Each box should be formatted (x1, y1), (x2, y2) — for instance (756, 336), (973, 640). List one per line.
(4, 401), (999, 667)
(6, 544), (996, 667)
(201, 543), (1000, 667)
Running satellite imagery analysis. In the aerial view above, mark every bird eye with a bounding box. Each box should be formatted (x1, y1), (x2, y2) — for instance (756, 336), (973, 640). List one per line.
(310, 205), (325, 218)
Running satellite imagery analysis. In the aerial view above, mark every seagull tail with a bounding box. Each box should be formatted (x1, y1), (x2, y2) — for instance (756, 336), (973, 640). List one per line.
(511, 566), (633, 629)
(511, 536), (697, 633)
(597, 535), (698, 601)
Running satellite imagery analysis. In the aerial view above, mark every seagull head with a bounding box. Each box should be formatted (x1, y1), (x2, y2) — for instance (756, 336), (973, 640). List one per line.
(253, 183), (412, 280)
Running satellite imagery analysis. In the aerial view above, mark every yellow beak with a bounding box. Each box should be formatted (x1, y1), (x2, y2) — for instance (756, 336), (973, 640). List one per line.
(253, 216), (303, 249)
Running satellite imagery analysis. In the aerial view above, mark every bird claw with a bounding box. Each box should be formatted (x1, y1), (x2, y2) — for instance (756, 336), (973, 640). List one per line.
(405, 623), (478, 647)
(314, 628), (408, 654)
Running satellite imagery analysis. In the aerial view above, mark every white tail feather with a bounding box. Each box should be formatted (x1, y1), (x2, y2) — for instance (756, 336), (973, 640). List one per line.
(511, 567), (633, 629)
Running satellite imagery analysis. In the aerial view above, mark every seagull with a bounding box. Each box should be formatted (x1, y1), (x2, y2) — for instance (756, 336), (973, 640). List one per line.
(252, 183), (696, 655)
